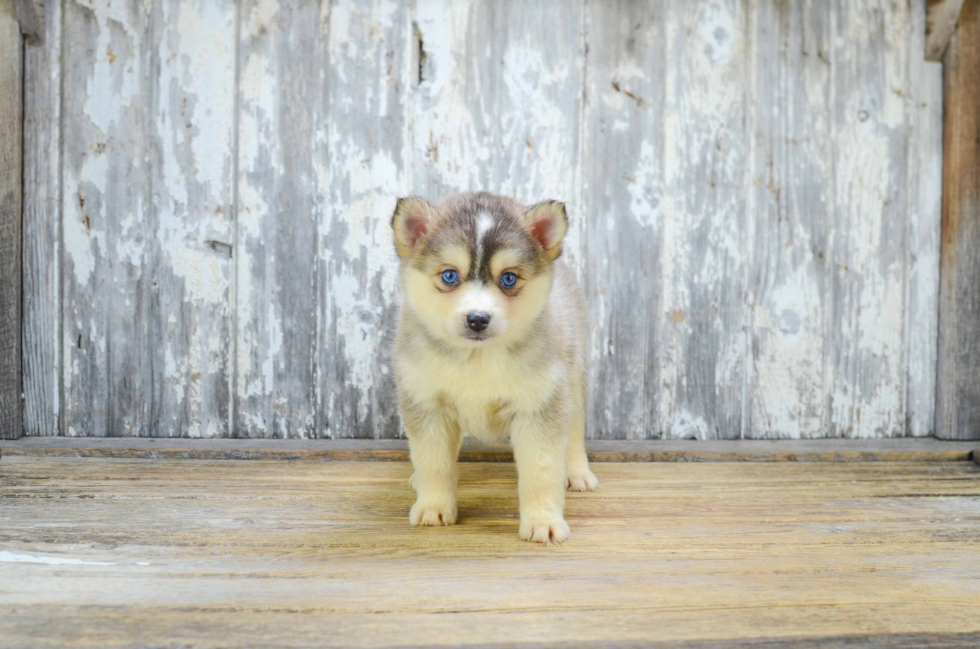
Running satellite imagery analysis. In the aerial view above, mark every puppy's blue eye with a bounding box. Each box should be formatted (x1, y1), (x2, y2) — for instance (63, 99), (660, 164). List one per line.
(440, 269), (459, 286)
(500, 272), (518, 288)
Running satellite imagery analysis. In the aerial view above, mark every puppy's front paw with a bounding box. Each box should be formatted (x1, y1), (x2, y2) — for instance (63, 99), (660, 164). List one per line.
(409, 498), (457, 526)
(519, 517), (570, 544)
(567, 469), (598, 492)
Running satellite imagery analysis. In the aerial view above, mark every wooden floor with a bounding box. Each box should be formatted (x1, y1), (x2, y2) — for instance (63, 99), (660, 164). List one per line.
(2, 454), (980, 647)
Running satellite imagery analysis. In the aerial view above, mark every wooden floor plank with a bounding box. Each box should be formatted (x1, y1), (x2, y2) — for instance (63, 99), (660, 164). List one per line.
(1, 457), (979, 647)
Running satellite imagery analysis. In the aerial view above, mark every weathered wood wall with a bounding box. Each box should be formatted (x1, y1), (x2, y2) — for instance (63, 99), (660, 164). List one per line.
(21, 0), (950, 439)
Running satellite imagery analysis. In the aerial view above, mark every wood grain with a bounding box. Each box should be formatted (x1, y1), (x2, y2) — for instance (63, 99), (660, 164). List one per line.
(1, 456), (979, 647)
(235, 0), (326, 439)
(660, 0), (749, 440)
(61, 0), (236, 437)
(581, 0), (665, 440)
(827, 0), (911, 438)
(411, 0), (583, 211)
(906, 1), (945, 438)
(0, 0), (23, 440)
(61, 0), (149, 436)
(317, 0), (410, 439)
(147, 0), (237, 438)
(744, 0), (942, 440)
(926, 0), (965, 61)
(13, 0), (41, 42)
(21, 0), (61, 436)
(745, 0), (832, 439)
(937, 0), (980, 440)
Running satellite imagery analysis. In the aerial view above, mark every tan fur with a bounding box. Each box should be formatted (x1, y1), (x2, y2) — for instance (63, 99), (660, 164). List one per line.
(392, 192), (596, 544)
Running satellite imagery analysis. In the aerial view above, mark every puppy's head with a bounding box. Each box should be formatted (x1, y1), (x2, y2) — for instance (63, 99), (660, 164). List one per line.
(391, 192), (567, 348)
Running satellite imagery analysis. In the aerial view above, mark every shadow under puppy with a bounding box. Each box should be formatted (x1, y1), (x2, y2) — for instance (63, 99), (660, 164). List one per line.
(391, 192), (597, 544)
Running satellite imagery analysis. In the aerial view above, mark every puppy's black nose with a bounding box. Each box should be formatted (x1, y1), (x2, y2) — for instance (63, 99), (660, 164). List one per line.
(466, 312), (491, 332)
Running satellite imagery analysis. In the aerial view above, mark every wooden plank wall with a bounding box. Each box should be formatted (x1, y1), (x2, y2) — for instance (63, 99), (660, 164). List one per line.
(20, 0), (951, 440)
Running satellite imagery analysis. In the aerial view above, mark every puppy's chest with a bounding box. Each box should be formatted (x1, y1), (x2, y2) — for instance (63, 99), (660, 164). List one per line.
(403, 347), (556, 416)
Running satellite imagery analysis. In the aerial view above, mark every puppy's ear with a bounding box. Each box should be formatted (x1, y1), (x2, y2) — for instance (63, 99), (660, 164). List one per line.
(523, 200), (568, 261)
(391, 197), (435, 258)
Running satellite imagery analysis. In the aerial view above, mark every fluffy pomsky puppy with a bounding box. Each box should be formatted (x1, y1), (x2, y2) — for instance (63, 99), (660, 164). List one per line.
(391, 192), (597, 544)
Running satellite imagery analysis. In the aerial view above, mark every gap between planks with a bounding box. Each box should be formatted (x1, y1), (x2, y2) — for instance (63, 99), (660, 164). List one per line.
(0, 437), (977, 463)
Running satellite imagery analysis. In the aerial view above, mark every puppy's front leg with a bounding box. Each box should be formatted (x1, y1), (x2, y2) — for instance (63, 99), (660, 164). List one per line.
(405, 405), (462, 526)
(511, 407), (570, 544)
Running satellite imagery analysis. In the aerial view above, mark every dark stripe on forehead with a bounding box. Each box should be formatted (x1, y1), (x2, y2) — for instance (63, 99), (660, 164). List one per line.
(476, 226), (538, 283)
(473, 195), (542, 281)
(416, 192), (544, 278)
(455, 200), (510, 281)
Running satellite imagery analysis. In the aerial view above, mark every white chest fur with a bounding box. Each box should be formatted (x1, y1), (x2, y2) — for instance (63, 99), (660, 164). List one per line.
(397, 344), (561, 440)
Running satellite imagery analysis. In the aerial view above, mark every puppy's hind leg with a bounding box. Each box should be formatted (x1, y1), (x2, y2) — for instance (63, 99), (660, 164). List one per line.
(403, 402), (463, 526)
(566, 379), (598, 492)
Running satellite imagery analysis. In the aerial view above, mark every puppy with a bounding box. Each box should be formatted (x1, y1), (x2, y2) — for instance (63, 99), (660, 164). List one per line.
(390, 192), (597, 544)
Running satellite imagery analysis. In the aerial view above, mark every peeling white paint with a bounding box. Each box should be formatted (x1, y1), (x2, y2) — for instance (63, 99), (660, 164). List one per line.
(751, 265), (825, 438)
(324, 146), (400, 405)
(80, 4), (139, 138)
(627, 141), (662, 229)
(671, 411), (710, 440)
(62, 192), (96, 287)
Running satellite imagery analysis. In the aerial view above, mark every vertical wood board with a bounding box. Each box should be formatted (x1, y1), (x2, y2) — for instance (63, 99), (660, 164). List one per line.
(745, 0), (833, 439)
(61, 0), (237, 437)
(906, 0), (944, 438)
(659, 0), (749, 439)
(936, 0), (980, 440)
(580, 0), (666, 439)
(235, 0), (324, 438)
(61, 0), (150, 436)
(22, 0), (62, 436)
(826, 0), (911, 438)
(149, 0), (237, 438)
(315, 0), (411, 439)
(0, 0), (23, 439)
